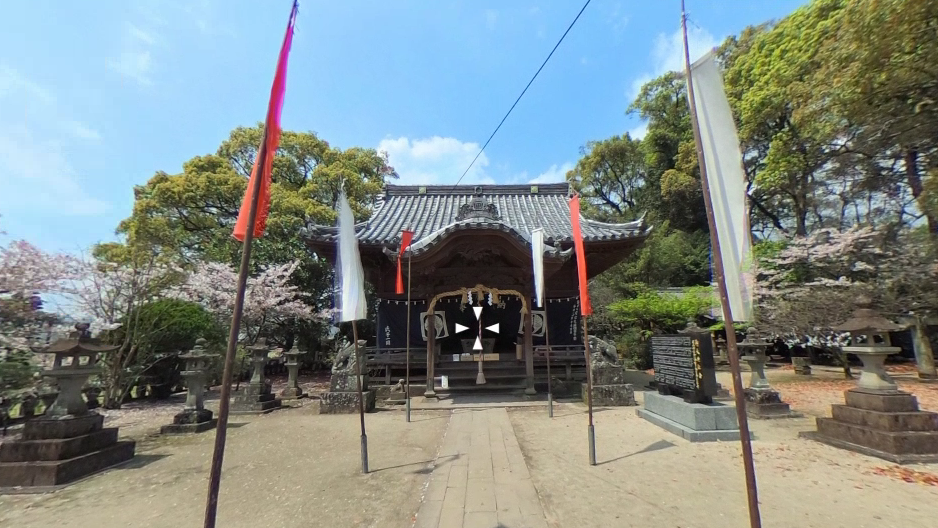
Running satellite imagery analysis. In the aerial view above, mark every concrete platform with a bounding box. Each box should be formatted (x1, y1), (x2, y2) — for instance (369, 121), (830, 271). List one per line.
(637, 392), (750, 443)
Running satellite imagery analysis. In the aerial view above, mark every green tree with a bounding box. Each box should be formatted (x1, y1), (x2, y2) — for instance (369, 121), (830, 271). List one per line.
(567, 134), (646, 221)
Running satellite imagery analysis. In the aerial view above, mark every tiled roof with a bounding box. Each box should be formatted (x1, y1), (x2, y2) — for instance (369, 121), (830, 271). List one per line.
(304, 183), (647, 253)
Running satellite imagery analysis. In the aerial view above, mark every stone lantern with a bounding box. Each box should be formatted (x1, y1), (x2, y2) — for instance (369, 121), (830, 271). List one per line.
(231, 338), (282, 414)
(832, 296), (904, 392)
(279, 345), (306, 400)
(739, 327), (796, 418)
(803, 295), (938, 463)
(35, 323), (116, 417)
(161, 338), (219, 434)
(1, 323), (136, 488)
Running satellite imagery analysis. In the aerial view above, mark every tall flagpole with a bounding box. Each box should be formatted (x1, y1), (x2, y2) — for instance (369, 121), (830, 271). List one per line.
(405, 253), (413, 423)
(353, 320), (368, 473)
(544, 307), (554, 418)
(583, 317), (595, 466)
(204, 128), (267, 528)
(681, 2), (761, 527)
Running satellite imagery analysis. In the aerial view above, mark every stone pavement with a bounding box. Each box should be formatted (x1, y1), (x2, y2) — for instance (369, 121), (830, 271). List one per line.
(414, 408), (549, 528)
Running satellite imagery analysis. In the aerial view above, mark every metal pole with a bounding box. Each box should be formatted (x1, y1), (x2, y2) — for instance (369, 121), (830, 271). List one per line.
(582, 317), (595, 466)
(405, 254), (412, 423)
(203, 126), (268, 528)
(681, 2), (761, 526)
(352, 320), (369, 474)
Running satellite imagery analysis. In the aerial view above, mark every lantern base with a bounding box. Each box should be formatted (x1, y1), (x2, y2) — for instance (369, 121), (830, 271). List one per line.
(802, 389), (938, 464)
(0, 413), (135, 489)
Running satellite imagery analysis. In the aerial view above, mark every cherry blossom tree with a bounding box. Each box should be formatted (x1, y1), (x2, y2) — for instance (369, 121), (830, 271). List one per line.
(170, 260), (325, 346)
(755, 226), (938, 377)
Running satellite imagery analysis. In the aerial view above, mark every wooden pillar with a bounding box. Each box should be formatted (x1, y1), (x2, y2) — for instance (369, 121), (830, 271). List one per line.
(424, 309), (437, 398)
(524, 303), (536, 395)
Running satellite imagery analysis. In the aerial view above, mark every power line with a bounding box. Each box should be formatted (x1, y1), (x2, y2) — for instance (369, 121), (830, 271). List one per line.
(452, 0), (592, 188)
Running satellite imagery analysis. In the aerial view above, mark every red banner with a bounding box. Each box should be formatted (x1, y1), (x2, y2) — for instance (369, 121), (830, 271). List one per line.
(568, 195), (592, 316)
(395, 230), (415, 295)
(232, 1), (298, 242)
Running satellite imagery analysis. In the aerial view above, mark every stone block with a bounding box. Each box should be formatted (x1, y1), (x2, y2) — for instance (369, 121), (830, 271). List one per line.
(636, 408), (749, 443)
(22, 413), (104, 441)
(231, 393), (282, 415)
(160, 419), (218, 435)
(748, 402), (798, 419)
(591, 366), (627, 386)
(642, 392), (739, 432)
(844, 390), (918, 413)
(172, 409), (214, 425)
(330, 374), (369, 392)
(319, 390), (376, 414)
(831, 405), (938, 432)
(0, 428), (118, 463)
(0, 440), (135, 488)
(279, 387), (306, 400)
(580, 383), (635, 406)
(816, 418), (938, 455)
(792, 357), (812, 375)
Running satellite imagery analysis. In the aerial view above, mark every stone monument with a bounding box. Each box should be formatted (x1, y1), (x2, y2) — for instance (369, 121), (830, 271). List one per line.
(801, 297), (938, 463)
(231, 338), (282, 415)
(638, 328), (749, 442)
(161, 338), (218, 434)
(278, 345), (306, 400)
(0, 324), (136, 488)
(581, 336), (635, 406)
(319, 339), (376, 414)
(739, 327), (798, 419)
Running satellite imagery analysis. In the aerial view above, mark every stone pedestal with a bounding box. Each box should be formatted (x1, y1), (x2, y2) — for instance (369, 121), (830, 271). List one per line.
(743, 388), (799, 419)
(0, 413), (135, 488)
(582, 365), (636, 406)
(161, 340), (219, 433)
(279, 346), (306, 400)
(231, 340), (282, 415)
(637, 392), (749, 442)
(802, 389), (938, 464)
(319, 339), (376, 414)
(792, 357), (812, 375)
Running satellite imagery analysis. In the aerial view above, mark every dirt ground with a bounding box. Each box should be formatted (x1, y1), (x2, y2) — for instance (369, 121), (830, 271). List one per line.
(509, 391), (938, 528)
(0, 402), (449, 528)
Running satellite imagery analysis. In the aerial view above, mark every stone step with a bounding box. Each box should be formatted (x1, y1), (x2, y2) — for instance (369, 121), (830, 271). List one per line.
(22, 413), (104, 441)
(0, 440), (136, 488)
(0, 428), (118, 463)
(816, 418), (938, 455)
(831, 405), (938, 432)
(844, 390), (919, 413)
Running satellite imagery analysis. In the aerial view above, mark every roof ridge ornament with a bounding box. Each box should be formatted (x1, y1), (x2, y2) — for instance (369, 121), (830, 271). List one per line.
(456, 195), (500, 221)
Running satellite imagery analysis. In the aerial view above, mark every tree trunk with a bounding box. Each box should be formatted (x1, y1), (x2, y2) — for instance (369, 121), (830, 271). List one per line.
(905, 149), (938, 237)
(901, 314), (937, 380)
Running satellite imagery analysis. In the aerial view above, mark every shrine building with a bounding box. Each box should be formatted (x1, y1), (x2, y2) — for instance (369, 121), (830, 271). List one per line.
(304, 183), (649, 396)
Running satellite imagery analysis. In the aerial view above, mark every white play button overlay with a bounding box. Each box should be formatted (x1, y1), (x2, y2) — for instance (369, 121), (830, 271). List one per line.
(472, 337), (483, 350)
(485, 323), (499, 334)
(455, 323), (470, 334)
(473, 306), (483, 320)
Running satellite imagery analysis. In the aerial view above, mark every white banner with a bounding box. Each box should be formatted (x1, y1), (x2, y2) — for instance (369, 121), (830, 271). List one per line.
(335, 191), (367, 322)
(531, 228), (545, 308)
(689, 50), (753, 322)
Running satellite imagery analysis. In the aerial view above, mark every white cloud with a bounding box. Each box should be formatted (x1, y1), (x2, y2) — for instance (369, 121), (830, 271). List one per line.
(528, 162), (574, 184)
(629, 26), (719, 99)
(0, 130), (108, 216)
(0, 65), (54, 105)
(0, 66), (108, 217)
(63, 121), (101, 142)
(126, 23), (156, 45)
(629, 122), (649, 140)
(485, 9), (498, 31)
(107, 50), (153, 87)
(378, 136), (494, 186)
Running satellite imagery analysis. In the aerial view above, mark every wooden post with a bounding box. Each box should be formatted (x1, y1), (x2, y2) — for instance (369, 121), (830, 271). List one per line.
(352, 321), (368, 474)
(425, 309), (437, 398)
(582, 317), (596, 466)
(405, 255), (413, 421)
(681, 2), (761, 526)
(524, 303), (536, 395)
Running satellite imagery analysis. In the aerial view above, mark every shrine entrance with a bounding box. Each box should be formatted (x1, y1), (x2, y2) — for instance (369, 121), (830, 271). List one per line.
(304, 183), (650, 397)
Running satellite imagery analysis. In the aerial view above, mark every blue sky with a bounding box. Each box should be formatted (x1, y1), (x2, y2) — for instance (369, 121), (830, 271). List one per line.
(0, 0), (806, 254)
